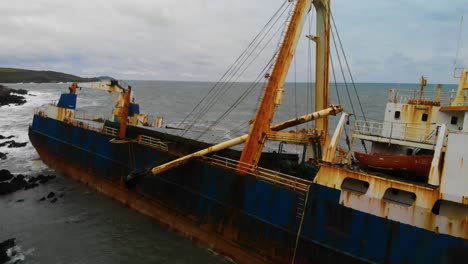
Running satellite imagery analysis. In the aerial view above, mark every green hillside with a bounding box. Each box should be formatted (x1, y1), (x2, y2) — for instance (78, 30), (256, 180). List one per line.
(0, 68), (100, 83)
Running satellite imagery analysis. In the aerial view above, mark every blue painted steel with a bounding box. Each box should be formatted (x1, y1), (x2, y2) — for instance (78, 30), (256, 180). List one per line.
(301, 184), (467, 263)
(29, 115), (468, 263)
(129, 103), (140, 116)
(57, 94), (77, 109)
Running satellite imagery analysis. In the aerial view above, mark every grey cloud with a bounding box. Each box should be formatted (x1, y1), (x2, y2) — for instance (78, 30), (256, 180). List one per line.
(0, 0), (467, 83)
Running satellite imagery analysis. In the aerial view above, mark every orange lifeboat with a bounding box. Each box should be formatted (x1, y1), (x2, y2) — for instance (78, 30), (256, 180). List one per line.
(354, 152), (433, 178)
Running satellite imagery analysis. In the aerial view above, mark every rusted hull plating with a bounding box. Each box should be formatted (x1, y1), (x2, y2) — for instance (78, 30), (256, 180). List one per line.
(29, 115), (467, 263)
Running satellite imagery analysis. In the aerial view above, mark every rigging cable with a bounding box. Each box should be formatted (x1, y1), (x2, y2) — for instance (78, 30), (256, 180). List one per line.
(177, 0), (289, 131)
(330, 12), (368, 153)
(330, 24), (356, 116)
(196, 5), (294, 140)
(179, 1), (291, 136)
(197, 49), (280, 140)
(331, 12), (367, 122)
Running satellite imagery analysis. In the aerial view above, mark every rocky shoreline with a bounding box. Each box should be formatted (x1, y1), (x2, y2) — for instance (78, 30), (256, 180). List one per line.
(0, 167), (59, 264)
(0, 169), (56, 196)
(0, 134), (28, 161)
(0, 84), (28, 107)
(0, 238), (16, 264)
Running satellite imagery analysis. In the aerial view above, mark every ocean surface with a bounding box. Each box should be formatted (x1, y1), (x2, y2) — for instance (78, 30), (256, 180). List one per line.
(0, 80), (458, 263)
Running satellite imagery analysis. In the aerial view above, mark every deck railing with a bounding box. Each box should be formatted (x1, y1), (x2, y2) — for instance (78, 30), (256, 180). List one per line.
(203, 155), (311, 193)
(139, 135), (168, 151)
(387, 88), (456, 106)
(102, 126), (118, 137)
(353, 120), (439, 145)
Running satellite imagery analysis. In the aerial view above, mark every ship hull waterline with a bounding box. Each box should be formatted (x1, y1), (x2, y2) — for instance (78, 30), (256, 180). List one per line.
(29, 114), (467, 263)
(28, 120), (369, 264)
(29, 129), (268, 264)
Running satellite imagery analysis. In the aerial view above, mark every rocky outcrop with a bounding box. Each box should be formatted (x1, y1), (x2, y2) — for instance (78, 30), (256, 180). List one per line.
(0, 170), (56, 196)
(0, 85), (27, 107)
(0, 170), (13, 182)
(0, 238), (15, 264)
(0, 140), (27, 148)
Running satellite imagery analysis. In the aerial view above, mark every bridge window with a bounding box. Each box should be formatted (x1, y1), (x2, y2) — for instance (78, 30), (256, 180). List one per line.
(341, 178), (369, 195)
(394, 111), (400, 119)
(451, 116), (458, 125)
(383, 188), (416, 207)
(421, 113), (428, 122)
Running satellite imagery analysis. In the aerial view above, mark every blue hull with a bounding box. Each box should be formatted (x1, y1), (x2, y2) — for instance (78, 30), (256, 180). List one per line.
(29, 115), (467, 263)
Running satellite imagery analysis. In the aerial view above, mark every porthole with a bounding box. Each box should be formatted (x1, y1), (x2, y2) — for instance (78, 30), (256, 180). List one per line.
(341, 178), (369, 195)
(383, 188), (416, 207)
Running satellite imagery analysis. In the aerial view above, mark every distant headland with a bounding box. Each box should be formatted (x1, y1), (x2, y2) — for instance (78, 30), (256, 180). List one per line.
(0, 67), (105, 83)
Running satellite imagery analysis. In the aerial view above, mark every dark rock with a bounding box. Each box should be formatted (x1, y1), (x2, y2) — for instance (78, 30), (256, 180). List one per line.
(9, 176), (27, 189)
(24, 182), (39, 190)
(50, 198), (57, 203)
(38, 197), (45, 202)
(7, 141), (27, 148)
(0, 94), (26, 107)
(14, 174), (24, 181)
(0, 172), (57, 196)
(59, 193), (65, 198)
(10, 89), (27, 95)
(37, 174), (55, 184)
(27, 176), (37, 183)
(0, 152), (6, 160)
(47, 192), (55, 198)
(15, 199), (24, 202)
(0, 238), (15, 264)
(0, 141), (13, 147)
(0, 85), (27, 107)
(0, 175), (27, 195)
(0, 183), (9, 195)
(0, 170), (13, 182)
(39, 179), (48, 184)
(0, 135), (14, 140)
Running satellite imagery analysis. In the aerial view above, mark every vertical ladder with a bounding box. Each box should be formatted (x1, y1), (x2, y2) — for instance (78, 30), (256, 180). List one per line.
(292, 186), (310, 264)
(296, 192), (306, 220)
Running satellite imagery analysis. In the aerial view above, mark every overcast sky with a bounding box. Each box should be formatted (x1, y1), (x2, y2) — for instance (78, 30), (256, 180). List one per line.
(1, 0), (467, 83)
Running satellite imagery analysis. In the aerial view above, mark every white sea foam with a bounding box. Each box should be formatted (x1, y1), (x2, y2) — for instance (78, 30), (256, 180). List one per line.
(5, 245), (26, 264)
(0, 89), (59, 174)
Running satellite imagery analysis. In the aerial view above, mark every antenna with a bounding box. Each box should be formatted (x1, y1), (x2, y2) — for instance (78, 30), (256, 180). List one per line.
(453, 15), (464, 76)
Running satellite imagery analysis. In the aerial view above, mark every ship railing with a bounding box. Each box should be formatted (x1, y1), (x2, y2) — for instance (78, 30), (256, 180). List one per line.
(102, 126), (118, 137)
(353, 120), (439, 145)
(74, 111), (106, 123)
(66, 119), (103, 133)
(387, 89), (454, 106)
(203, 155), (311, 193)
(34, 109), (47, 117)
(138, 135), (169, 151)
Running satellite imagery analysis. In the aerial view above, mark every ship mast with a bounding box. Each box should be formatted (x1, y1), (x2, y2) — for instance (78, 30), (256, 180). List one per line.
(314, 0), (331, 147)
(238, 0), (331, 171)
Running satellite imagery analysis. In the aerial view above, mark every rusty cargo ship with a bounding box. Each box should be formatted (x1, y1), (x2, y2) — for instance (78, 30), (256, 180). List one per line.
(29, 0), (467, 263)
